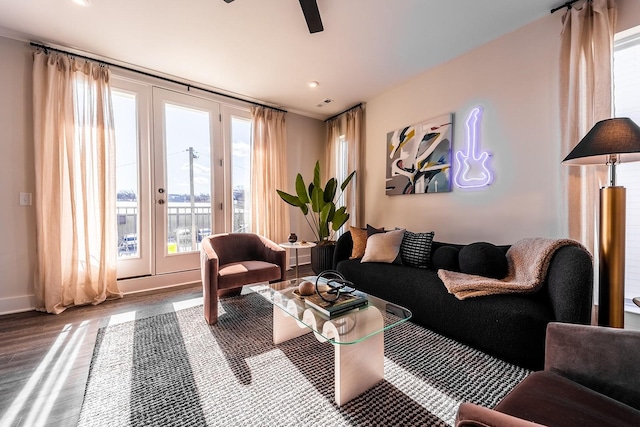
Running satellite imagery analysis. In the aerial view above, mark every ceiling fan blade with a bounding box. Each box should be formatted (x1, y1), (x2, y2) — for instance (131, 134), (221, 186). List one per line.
(299, 0), (324, 33)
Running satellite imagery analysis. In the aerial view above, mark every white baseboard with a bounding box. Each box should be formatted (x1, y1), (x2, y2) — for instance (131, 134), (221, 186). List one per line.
(0, 271), (202, 316)
(0, 294), (37, 315)
(118, 270), (201, 294)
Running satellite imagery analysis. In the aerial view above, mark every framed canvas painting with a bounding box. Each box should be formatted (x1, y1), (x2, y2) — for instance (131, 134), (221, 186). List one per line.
(385, 114), (453, 195)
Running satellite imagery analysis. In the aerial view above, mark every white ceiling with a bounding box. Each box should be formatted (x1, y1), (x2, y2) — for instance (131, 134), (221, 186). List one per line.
(0, 0), (561, 119)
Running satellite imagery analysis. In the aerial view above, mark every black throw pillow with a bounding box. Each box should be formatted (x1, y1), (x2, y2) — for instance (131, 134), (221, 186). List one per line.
(458, 242), (509, 279)
(366, 224), (385, 237)
(432, 245), (460, 272)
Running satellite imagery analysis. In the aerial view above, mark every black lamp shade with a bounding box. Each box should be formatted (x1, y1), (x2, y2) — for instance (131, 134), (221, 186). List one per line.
(563, 118), (640, 165)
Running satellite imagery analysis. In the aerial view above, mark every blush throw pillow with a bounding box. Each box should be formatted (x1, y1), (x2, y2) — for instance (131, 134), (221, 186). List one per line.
(361, 229), (405, 263)
(400, 230), (435, 268)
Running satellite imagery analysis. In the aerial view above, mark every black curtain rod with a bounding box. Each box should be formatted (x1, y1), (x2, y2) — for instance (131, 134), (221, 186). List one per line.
(30, 42), (287, 114)
(324, 103), (363, 122)
(550, 0), (580, 14)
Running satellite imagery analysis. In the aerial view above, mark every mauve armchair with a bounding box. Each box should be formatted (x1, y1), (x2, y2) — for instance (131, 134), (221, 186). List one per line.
(455, 322), (640, 427)
(200, 233), (286, 325)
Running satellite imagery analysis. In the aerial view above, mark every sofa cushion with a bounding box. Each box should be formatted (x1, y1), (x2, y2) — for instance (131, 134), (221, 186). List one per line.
(495, 371), (640, 427)
(459, 242), (508, 279)
(400, 230), (435, 268)
(362, 229), (405, 263)
(218, 261), (282, 289)
(432, 245), (460, 271)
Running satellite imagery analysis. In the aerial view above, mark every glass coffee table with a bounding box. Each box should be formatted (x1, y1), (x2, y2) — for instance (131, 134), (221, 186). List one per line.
(249, 278), (412, 406)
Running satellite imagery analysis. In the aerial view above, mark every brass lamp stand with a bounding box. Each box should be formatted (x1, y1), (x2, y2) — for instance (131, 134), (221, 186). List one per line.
(563, 118), (640, 328)
(598, 160), (625, 328)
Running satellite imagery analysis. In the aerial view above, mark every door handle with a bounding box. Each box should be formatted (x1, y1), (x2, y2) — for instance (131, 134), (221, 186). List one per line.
(158, 199), (165, 205)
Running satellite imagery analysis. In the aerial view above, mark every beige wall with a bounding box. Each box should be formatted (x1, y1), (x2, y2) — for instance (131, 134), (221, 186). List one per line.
(363, 1), (640, 245)
(0, 37), (36, 314)
(0, 36), (325, 313)
(283, 112), (326, 265)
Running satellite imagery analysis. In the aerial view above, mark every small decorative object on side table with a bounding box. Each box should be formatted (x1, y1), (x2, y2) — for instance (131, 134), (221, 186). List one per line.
(279, 241), (316, 281)
(288, 233), (297, 243)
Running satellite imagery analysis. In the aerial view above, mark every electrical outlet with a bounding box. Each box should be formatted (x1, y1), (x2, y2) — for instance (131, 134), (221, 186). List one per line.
(19, 192), (32, 206)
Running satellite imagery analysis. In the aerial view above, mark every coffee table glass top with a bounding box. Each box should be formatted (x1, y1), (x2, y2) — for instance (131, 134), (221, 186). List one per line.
(249, 278), (412, 345)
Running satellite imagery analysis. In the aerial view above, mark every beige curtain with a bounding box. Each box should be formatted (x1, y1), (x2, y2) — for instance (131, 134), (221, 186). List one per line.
(250, 106), (290, 243)
(33, 50), (121, 314)
(560, 0), (617, 254)
(326, 104), (365, 230)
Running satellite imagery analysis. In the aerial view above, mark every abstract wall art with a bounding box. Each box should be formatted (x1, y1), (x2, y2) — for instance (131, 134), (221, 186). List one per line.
(385, 113), (453, 195)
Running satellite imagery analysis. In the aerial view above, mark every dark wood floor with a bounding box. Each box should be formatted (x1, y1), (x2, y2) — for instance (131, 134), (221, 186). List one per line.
(0, 265), (311, 427)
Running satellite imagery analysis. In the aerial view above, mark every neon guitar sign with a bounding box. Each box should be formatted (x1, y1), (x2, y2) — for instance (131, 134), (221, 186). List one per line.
(454, 106), (493, 188)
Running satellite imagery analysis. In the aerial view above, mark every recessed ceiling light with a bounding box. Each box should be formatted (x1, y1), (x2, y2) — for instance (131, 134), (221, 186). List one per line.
(308, 81), (319, 88)
(71, 0), (90, 6)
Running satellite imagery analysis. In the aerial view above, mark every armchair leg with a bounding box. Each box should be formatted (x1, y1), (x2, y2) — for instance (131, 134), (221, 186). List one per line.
(203, 282), (218, 325)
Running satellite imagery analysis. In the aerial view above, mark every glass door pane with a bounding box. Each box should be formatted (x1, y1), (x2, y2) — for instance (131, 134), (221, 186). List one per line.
(112, 79), (152, 280)
(153, 88), (221, 274)
(231, 116), (252, 233)
(114, 91), (139, 257)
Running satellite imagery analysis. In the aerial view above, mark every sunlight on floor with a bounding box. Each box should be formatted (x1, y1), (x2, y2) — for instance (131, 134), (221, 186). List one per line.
(172, 296), (203, 312)
(0, 321), (90, 427)
(107, 310), (137, 326)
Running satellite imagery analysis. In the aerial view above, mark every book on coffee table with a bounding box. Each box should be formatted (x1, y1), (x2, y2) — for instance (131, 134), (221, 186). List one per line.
(304, 291), (368, 318)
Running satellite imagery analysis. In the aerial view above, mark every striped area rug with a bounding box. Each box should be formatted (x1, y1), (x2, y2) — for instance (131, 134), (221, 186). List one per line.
(78, 293), (530, 426)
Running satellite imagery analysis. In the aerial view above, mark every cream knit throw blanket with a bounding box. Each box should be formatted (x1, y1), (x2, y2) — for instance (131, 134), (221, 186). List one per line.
(438, 238), (588, 300)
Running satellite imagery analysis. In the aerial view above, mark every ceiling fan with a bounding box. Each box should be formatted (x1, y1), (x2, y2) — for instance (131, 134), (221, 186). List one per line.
(223, 0), (324, 34)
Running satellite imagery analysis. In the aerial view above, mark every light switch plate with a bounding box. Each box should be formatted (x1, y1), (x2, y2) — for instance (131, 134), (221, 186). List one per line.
(19, 192), (32, 206)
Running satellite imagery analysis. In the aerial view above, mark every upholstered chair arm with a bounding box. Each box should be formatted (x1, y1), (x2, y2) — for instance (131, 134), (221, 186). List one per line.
(455, 402), (545, 427)
(256, 235), (287, 281)
(201, 236), (221, 324)
(545, 322), (640, 410)
(545, 245), (593, 324)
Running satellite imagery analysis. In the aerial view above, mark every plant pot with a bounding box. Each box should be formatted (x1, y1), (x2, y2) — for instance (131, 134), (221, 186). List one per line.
(310, 243), (335, 274)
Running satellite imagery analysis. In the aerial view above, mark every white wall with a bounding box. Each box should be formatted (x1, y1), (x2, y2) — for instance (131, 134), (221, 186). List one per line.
(0, 36), (325, 313)
(364, 1), (640, 245)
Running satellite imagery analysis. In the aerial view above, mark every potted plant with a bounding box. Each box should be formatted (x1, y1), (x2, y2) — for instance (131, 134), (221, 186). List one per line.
(277, 160), (355, 273)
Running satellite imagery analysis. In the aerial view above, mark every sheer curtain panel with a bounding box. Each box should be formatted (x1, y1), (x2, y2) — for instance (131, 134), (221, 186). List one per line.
(33, 50), (121, 314)
(250, 106), (290, 243)
(326, 105), (364, 228)
(560, 0), (617, 254)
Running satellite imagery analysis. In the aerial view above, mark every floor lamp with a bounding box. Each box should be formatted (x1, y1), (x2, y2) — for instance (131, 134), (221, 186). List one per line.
(563, 117), (640, 328)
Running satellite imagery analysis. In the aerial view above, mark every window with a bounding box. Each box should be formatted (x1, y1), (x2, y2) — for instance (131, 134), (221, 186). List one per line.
(334, 135), (349, 238)
(613, 29), (640, 302)
(111, 75), (252, 279)
(113, 90), (140, 258)
(230, 115), (253, 233)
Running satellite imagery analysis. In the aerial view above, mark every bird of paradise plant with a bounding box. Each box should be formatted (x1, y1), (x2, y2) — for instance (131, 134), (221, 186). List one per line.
(277, 160), (355, 244)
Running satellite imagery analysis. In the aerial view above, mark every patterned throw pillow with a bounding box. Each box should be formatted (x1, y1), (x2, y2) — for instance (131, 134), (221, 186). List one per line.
(400, 230), (435, 268)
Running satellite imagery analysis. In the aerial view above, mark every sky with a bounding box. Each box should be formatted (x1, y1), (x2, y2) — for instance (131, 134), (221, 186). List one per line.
(113, 91), (252, 199)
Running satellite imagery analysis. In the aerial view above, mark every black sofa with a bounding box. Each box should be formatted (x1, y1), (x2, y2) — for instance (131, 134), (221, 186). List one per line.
(333, 231), (593, 370)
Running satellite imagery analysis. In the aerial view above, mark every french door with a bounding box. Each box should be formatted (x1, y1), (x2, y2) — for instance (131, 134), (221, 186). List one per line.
(152, 88), (222, 274)
(114, 80), (224, 279)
